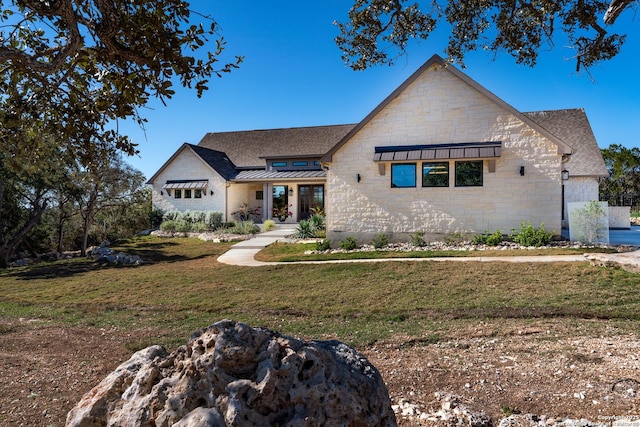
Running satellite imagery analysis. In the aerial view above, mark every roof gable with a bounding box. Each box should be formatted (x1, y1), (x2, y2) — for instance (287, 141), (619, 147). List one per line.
(146, 143), (238, 184)
(322, 54), (573, 162)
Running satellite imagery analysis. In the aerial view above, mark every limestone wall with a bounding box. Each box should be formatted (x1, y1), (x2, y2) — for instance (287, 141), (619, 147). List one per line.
(326, 64), (563, 244)
(609, 206), (631, 229)
(150, 148), (227, 218)
(561, 177), (599, 228)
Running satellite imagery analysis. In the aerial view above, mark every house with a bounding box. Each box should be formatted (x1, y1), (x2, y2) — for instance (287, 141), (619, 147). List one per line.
(147, 55), (608, 242)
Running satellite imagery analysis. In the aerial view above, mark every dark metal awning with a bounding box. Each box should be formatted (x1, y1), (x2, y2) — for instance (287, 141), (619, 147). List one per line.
(374, 142), (502, 162)
(163, 180), (209, 189)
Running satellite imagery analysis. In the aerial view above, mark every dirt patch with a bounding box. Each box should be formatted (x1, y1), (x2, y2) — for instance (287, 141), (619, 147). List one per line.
(1, 319), (639, 426)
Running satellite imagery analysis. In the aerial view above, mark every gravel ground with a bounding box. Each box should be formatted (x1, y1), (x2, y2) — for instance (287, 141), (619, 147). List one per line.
(1, 318), (639, 426)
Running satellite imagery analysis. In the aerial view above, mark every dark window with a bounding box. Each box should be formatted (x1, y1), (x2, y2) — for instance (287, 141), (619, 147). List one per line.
(256, 190), (264, 200)
(174, 189), (182, 199)
(184, 189), (192, 198)
(391, 163), (416, 188)
(272, 161), (287, 167)
(292, 161), (308, 167)
(455, 161), (483, 187)
(313, 160), (321, 166)
(422, 162), (449, 187)
(194, 189), (202, 198)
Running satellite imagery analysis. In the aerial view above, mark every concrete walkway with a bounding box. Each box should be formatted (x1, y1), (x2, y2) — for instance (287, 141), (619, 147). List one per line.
(216, 225), (640, 271)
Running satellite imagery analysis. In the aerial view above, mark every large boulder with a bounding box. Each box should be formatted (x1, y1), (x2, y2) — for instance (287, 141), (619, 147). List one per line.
(66, 319), (396, 426)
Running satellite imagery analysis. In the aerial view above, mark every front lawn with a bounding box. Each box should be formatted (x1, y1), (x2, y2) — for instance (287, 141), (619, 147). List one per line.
(0, 236), (638, 348)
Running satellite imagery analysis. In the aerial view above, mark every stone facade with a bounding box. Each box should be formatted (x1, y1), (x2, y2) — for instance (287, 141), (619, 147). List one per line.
(326, 64), (565, 244)
(150, 147), (227, 217)
(562, 176), (600, 229)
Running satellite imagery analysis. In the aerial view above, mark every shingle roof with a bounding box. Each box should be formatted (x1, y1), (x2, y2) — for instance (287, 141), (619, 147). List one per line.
(524, 109), (608, 177)
(197, 124), (356, 168)
(187, 144), (238, 180)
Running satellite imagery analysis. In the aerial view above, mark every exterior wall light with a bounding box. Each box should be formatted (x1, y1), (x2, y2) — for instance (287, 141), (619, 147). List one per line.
(357, 173), (361, 182)
(562, 169), (569, 181)
(519, 166), (525, 176)
(289, 188), (294, 196)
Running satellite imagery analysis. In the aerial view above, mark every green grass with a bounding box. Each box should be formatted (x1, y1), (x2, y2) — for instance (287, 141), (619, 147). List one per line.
(0, 236), (639, 348)
(255, 242), (618, 262)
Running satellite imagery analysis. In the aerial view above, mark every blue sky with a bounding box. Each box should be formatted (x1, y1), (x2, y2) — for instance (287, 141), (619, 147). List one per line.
(121, 2), (640, 179)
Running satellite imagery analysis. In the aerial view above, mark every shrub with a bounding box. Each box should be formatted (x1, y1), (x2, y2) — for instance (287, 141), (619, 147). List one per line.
(163, 210), (180, 222)
(316, 238), (330, 251)
(191, 222), (209, 233)
(511, 222), (553, 247)
(150, 208), (164, 228)
(339, 236), (358, 250)
(191, 211), (207, 224)
(181, 210), (194, 224)
(229, 221), (260, 235)
(370, 233), (389, 249)
(473, 230), (504, 246)
(206, 211), (223, 230)
(411, 231), (426, 247)
(263, 219), (276, 231)
(175, 220), (192, 233)
(160, 220), (177, 232)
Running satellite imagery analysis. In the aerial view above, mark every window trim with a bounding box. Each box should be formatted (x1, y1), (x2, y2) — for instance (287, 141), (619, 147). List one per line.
(454, 160), (484, 187)
(391, 163), (417, 188)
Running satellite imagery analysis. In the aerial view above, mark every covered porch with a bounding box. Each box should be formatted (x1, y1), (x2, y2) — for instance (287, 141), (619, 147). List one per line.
(229, 171), (326, 223)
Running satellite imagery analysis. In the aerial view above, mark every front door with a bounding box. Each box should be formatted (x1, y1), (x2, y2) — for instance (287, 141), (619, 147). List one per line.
(298, 185), (324, 220)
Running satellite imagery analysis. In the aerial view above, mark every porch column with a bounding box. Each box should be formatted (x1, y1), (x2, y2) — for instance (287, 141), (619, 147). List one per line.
(263, 183), (273, 222)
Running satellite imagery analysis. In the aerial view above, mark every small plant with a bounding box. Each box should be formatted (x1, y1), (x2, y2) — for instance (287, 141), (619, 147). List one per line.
(339, 236), (358, 250)
(273, 204), (293, 222)
(473, 229), (504, 246)
(308, 214), (325, 231)
(310, 205), (325, 216)
(263, 219), (276, 231)
(316, 238), (330, 251)
(443, 232), (465, 245)
(411, 231), (426, 247)
(510, 222), (553, 247)
(370, 232), (389, 249)
(294, 220), (315, 239)
(229, 220), (260, 235)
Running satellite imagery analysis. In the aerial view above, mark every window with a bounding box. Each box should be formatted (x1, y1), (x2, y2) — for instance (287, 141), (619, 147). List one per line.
(256, 190), (264, 200)
(194, 189), (202, 198)
(292, 161), (308, 167)
(455, 161), (483, 187)
(272, 161), (287, 167)
(422, 162), (449, 187)
(391, 163), (416, 188)
(184, 189), (192, 198)
(313, 160), (321, 167)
